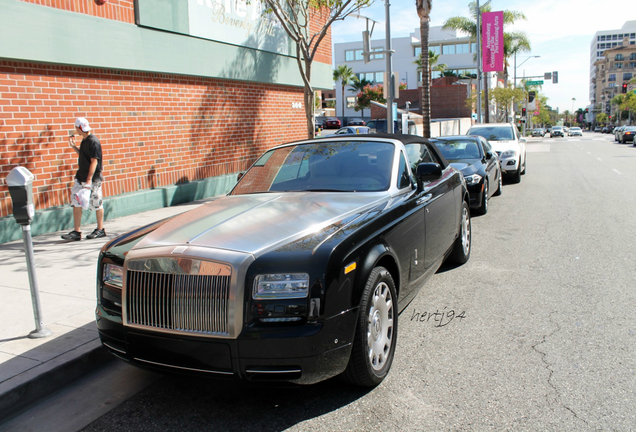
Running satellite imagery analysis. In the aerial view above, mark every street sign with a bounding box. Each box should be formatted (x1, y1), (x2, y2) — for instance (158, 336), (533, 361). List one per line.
(527, 80), (544, 85)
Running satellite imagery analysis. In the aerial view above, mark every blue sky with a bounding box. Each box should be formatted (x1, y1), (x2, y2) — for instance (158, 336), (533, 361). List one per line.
(332, 0), (634, 113)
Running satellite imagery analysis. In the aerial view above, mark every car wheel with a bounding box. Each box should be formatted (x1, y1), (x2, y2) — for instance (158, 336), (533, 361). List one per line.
(493, 169), (503, 196)
(476, 180), (488, 215)
(510, 164), (521, 184)
(449, 201), (471, 265)
(521, 153), (527, 175)
(342, 266), (397, 387)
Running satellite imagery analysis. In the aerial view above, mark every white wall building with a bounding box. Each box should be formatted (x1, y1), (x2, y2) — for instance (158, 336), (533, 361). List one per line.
(333, 26), (479, 118)
(589, 21), (636, 106)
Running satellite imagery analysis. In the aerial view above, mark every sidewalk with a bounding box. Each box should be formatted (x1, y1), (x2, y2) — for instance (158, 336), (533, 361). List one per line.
(0, 198), (213, 421)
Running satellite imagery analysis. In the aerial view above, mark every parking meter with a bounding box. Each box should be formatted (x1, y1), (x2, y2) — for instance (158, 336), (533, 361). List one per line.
(7, 166), (35, 226)
(5, 166), (51, 338)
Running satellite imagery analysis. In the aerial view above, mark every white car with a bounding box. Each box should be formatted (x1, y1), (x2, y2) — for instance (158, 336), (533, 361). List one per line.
(568, 127), (583, 136)
(466, 123), (527, 184)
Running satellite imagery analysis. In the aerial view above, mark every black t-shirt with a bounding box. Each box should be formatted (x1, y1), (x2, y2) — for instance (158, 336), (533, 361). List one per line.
(75, 134), (103, 183)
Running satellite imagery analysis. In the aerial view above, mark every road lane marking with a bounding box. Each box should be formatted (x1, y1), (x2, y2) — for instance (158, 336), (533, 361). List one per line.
(597, 158), (603, 162)
(613, 169), (622, 175)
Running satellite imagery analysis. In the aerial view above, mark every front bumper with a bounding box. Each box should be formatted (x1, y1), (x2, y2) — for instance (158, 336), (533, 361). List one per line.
(96, 305), (356, 385)
(498, 156), (519, 174)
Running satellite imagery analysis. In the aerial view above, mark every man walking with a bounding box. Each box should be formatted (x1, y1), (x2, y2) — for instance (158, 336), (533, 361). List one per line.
(61, 117), (106, 241)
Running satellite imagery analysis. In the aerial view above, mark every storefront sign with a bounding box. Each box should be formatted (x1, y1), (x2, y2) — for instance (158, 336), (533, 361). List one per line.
(188, 0), (292, 55)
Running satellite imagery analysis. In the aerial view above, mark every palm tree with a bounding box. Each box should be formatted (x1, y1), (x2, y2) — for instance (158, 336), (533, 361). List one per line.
(333, 65), (355, 124)
(414, 50), (447, 83)
(443, 2), (527, 122)
(415, 0), (433, 138)
(349, 76), (373, 117)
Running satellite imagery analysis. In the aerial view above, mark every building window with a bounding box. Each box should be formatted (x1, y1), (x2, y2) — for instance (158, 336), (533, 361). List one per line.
(609, 83), (616, 88)
(630, 53), (636, 60)
(346, 96), (356, 108)
(615, 54), (624, 61)
(624, 73), (633, 81)
(345, 50), (364, 61)
(608, 74), (616, 82)
(442, 44), (456, 55)
(616, 63), (623, 69)
(414, 46), (421, 57)
(371, 47), (384, 60)
(630, 62), (636, 68)
(430, 45), (441, 55)
(456, 43), (470, 54)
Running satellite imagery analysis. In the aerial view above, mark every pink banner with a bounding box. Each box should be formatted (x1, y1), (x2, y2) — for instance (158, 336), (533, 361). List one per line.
(482, 11), (504, 72)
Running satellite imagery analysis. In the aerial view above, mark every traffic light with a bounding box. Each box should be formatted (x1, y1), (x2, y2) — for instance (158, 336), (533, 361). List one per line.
(609, 115), (612, 120)
(623, 83), (628, 93)
(522, 108), (527, 116)
(585, 108), (589, 113)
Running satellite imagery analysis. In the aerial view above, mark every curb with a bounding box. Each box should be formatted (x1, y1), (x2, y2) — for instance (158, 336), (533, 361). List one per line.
(0, 340), (114, 423)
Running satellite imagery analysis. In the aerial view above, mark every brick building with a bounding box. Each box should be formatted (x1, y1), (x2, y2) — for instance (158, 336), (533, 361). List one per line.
(0, 0), (332, 242)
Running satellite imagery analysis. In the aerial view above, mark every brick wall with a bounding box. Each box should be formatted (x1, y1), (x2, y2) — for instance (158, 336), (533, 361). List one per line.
(19, 0), (135, 23)
(0, 61), (307, 218)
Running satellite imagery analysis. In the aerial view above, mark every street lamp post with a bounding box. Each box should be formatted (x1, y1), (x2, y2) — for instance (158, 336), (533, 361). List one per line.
(513, 54), (540, 122)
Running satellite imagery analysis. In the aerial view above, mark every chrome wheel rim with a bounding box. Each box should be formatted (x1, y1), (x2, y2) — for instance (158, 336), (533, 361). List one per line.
(367, 282), (394, 371)
(461, 206), (471, 256)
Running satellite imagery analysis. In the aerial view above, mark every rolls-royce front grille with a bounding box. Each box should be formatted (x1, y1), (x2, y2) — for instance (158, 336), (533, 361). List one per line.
(126, 270), (231, 336)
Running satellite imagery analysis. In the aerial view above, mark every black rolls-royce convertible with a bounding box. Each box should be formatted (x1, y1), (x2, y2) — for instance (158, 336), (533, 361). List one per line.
(96, 134), (471, 387)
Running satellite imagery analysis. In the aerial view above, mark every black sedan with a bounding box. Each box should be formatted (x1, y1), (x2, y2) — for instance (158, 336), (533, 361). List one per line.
(619, 126), (636, 144)
(95, 135), (471, 387)
(430, 135), (502, 215)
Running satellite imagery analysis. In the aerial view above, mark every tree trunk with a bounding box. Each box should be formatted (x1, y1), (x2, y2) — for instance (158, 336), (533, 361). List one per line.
(420, 18), (431, 138)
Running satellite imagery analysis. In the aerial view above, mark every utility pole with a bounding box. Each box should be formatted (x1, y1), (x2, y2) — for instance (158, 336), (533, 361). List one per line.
(385, 0), (395, 133)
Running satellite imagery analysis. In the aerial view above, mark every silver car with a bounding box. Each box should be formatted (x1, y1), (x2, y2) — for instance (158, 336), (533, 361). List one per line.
(466, 123), (527, 184)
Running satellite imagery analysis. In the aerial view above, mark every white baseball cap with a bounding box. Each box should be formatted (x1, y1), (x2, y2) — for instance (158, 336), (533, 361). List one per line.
(74, 117), (92, 132)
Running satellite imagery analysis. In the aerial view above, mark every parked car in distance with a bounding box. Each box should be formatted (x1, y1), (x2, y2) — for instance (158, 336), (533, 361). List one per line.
(594, 126), (602, 132)
(568, 127), (583, 136)
(332, 126), (371, 135)
(430, 135), (502, 215)
(347, 118), (366, 126)
(466, 122), (526, 184)
(366, 119), (417, 135)
(550, 126), (565, 137)
(324, 117), (341, 129)
(619, 126), (636, 143)
(614, 125), (625, 141)
(532, 128), (545, 137)
(95, 134), (472, 387)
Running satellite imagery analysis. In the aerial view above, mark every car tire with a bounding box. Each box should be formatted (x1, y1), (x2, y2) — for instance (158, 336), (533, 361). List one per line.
(449, 201), (471, 265)
(476, 180), (488, 215)
(342, 266), (397, 387)
(493, 169), (503, 196)
(521, 153), (527, 175)
(510, 164), (521, 184)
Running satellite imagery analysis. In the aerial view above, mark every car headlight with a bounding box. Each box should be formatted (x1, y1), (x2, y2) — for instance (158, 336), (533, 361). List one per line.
(103, 264), (124, 289)
(253, 273), (310, 299)
(464, 174), (482, 185)
(500, 150), (517, 158)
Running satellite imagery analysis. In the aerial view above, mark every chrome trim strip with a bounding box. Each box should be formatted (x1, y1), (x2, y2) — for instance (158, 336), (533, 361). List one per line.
(103, 341), (127, 355)
(245, 368), (302, 374)
(134, 358), (234, 375)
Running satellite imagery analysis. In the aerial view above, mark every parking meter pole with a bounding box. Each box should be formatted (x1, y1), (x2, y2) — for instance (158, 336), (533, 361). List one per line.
(22, 225), (52, 338)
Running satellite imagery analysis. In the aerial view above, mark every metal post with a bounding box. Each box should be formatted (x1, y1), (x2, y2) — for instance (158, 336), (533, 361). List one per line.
(385, 0), (394, 133)
(476, 0), (482, 124)
(22, 225), (51, 338)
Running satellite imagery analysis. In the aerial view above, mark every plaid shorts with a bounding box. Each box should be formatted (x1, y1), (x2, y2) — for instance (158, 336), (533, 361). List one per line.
(70, 179), (103, 211)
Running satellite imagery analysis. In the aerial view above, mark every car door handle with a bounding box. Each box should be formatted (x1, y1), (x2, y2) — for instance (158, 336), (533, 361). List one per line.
(417, 194), (432, 205)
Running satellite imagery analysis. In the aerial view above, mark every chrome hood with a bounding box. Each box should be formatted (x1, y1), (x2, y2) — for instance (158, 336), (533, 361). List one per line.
(134, 192), (390, 256)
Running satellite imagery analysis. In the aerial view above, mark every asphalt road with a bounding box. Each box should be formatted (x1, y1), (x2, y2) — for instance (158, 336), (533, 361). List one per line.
(8, 132), (636, 432)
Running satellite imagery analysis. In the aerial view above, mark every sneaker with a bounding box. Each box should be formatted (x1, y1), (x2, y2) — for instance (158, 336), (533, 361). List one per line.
(86, 228), (106, 239)
(61, 230), (81, 241)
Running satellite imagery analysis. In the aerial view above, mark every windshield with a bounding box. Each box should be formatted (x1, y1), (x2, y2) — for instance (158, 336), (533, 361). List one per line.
(431, 139), (481, 161)
(230, 140), (395, 194)
(468, 126), (514, 141)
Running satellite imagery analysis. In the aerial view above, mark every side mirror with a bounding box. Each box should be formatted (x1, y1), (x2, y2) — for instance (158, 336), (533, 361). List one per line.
(416, 163), (442, 190)
(520, 137), (527, 143)
(485, 150), (494, 159)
